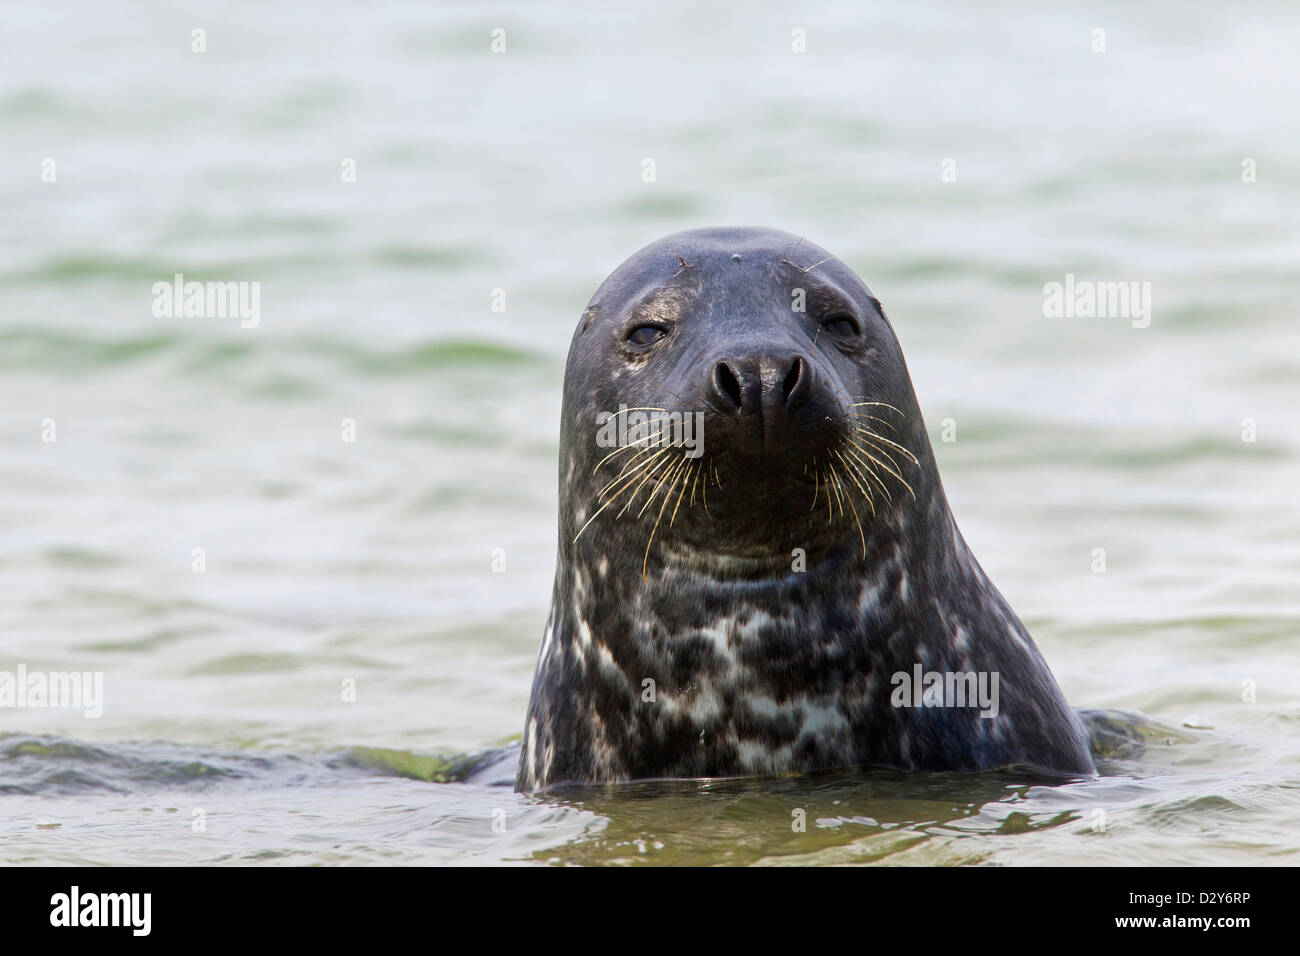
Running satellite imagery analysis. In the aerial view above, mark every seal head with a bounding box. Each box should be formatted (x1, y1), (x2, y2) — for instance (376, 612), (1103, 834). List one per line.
(517, 227), (1095, 790)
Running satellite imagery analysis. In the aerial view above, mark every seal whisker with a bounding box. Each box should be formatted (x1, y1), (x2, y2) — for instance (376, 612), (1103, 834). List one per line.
(853, 413), (901, 435)
(575, 462), (657, 542)
(609, 419), (671, 450)
(609, 406), (669, 417)
(800, 255), (836, 276)
(840, 442), (895, 503)
(597, 438), (671, 495)
(845, 438), (914, 500)
(616, 451), (677, 519)
(668, 249), (697, 279)
(636, 453), (689, 518)
(827, 464), (846, 517)
(841, 459), (880, 519)
(651, 386), (694, 405)
(642, 455), (690, 579)
(593, 423), (676, 475)
(851, 424), (920, 467)
(602, 445), (669, 505)
(780, 235), (807, 266)
(837, 470), (868, 558)
(668, 458), (693, 527)
(849, 427), (904, 468)
(827, 385), (904, 435)
(832, 448), (878, 520)
(848, 400), (906, 417)
(573, 448), (674, 544)
(571, 504), (613, 545)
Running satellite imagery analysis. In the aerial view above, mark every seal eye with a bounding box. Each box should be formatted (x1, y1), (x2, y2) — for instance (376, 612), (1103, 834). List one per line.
(627, 325), (668, 347)
(822, 316), (860, 338)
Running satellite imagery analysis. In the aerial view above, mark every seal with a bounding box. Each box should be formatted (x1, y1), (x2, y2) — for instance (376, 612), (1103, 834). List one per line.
(515, 227), (1095, 791)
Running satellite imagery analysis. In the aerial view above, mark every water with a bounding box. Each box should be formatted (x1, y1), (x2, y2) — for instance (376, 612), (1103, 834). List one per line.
(2, 0), (1298, 865)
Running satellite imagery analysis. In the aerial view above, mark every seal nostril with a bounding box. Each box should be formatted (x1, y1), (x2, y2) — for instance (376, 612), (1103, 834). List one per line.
(714, 362), (743, 411)
(782, 357), (804, 405)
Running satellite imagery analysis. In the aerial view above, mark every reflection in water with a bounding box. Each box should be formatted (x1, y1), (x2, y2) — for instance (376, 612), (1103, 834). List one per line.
(536, 771), (1071, 866)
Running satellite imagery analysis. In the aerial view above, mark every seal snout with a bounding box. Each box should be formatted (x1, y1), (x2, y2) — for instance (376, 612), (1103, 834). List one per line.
(706, 349), (823, 459)
(709, 353), (812, 415)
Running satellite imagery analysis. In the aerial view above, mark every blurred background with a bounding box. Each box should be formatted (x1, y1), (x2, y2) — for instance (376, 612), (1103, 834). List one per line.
(1, 1), (1297, 864)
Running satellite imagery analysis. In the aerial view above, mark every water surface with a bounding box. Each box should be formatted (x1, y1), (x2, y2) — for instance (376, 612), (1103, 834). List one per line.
(1, 0), (1298, 865)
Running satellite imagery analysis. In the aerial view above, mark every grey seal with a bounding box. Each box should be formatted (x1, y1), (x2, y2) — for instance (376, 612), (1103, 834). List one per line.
(516, 227), (1095, 791)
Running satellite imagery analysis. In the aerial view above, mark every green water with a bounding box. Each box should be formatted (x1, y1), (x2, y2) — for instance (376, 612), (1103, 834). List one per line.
(2, 1), (1298, 865)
